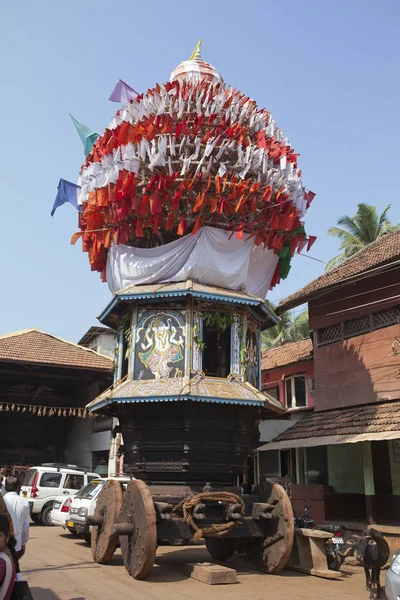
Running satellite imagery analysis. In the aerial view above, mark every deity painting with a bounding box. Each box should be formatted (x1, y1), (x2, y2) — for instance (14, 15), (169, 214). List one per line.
(135, 311), (185, 380)
(245, 327), (259, 389)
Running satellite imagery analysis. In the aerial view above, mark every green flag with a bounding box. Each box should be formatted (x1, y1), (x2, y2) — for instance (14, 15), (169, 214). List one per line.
(69, 114), (99, 156)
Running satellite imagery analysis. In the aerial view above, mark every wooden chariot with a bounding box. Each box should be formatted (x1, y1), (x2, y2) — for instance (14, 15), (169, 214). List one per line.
(86, 282), (294, 579)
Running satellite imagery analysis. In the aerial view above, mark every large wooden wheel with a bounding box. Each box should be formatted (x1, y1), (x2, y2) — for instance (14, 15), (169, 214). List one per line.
(251, 481), (294, 574)
(118, 479), (157, 580)
(205, 538), (237, 561)
(90, 479), (123, 564)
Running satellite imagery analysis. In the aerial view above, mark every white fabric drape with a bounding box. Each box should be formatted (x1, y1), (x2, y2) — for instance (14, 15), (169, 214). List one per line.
(106, 226), (278, 298)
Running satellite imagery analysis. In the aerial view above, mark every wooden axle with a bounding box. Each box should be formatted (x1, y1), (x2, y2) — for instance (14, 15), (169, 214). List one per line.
(86, 514), (104, 527)
(113, 522), (134, 535)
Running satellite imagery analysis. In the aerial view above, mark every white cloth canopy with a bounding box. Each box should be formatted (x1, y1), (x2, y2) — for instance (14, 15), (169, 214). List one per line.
(106, 226), (278, 297)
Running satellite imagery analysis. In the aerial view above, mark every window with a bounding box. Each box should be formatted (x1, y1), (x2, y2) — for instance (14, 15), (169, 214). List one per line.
(40, 473), (62, 488)
(202, 324), (231, 378)
(63, 474), (84, 490)
(76, 480), (103, 499)
(23, 469), (37, 487)
(284, 375), (307, 409)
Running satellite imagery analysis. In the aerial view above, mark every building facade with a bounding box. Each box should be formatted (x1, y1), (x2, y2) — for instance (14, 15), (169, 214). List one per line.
(259, 231), (400, 525)
(0, 328), (112, 476)
(257, 339), (313, 485)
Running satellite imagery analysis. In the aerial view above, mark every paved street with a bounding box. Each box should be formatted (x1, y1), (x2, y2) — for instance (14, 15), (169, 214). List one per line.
(21, 524), (382, 600)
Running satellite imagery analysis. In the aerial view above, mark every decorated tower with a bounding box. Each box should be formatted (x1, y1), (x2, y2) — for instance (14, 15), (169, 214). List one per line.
(58, 41), (316, 579)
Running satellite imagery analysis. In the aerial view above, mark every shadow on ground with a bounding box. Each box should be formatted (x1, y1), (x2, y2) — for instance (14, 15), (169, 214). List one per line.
(31, 588), (85, 600)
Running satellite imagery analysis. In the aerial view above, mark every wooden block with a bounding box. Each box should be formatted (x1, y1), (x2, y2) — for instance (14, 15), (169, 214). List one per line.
(288, 565), (342, 580)
(183, 562), (237, 585)
(294, 528), (332, 539)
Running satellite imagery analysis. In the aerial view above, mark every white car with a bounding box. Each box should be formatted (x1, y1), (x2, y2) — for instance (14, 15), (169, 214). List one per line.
(68, 477), (131, 543)
(50, 496), (74, 532)
(21, 463), (100, 525)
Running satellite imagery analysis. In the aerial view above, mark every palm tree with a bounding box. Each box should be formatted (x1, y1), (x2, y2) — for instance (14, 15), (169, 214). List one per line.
(262, 304), (309, 347)
(326, 203), (399, 271)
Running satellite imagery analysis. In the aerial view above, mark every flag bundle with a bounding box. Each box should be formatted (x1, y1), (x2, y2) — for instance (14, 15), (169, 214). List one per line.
(60, 43), (316, 288)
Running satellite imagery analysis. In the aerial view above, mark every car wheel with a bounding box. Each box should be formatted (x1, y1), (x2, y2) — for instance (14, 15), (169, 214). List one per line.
(31, 514), (41, 524)
(82, 533), (91, 544)
(41, 505), (53, 526)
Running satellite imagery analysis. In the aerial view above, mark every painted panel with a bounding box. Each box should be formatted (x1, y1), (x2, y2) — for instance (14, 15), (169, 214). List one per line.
(245, 317), (259, 388)
(192, 311), (203, 371)
(134, 310), (186, 380)
(230, 314), (241, 375)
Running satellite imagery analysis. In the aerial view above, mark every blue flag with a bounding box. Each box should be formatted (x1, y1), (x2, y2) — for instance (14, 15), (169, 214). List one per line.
(51, 179), (82, 217)
(69, 114), (99, 156)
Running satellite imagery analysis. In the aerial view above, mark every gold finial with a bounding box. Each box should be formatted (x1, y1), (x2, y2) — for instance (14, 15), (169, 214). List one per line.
(189, 38), (202, 61)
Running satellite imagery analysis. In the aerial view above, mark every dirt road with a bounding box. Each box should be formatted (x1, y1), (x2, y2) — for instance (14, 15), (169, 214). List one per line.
(22, 525), (383, 600)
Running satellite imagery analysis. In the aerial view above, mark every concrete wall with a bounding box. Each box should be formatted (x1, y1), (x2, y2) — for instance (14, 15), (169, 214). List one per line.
(63, 417), (92, 469)
(327, 444), (364, 494)
(88, 332), (116, 359)
(91, 431), (111, 452)
(63, 382), (103, 470)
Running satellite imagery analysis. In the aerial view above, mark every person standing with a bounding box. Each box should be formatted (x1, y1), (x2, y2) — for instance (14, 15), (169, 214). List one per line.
(3, 478), (29, 564)
(0, 515), (16, 600)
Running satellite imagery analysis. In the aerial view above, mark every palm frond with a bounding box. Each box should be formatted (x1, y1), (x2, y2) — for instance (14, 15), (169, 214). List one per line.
(327, 203), (397, 271)
(334, 216), (362, 239)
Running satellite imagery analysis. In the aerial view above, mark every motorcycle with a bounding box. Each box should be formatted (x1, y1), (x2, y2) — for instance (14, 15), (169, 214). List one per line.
(295, 505), (346, 571)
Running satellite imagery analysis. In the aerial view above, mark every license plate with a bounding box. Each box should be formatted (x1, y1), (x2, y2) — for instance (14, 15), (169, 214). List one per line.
(332, 537), (344, 544)
(67, 521), (74, 528)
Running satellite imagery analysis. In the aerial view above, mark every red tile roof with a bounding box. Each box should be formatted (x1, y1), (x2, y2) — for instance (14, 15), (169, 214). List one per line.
(262, 338), (313, 371)
(0, 329), (112, 371)
(263, 399), (400, 443)
(278, 231), (400, 311)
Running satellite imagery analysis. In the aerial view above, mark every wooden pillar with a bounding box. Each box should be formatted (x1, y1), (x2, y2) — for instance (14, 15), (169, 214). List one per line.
(362, 442), (377, 524)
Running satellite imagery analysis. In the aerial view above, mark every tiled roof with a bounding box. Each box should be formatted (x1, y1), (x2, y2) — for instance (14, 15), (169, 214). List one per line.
(0, 329), (112, 371)
(261, 339), (313, 371)
(265, 400), (400, 443)
(278, 231), (400, 311)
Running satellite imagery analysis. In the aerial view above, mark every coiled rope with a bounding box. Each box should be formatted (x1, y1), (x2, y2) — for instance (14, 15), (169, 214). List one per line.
(173, 491), (246, 541)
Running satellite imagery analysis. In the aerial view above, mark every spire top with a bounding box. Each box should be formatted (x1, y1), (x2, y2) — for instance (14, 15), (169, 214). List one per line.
(189, 38), (202, 61)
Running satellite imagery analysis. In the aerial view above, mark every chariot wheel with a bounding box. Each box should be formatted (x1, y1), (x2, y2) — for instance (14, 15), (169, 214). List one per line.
(90, 479), (123, 564)
(205, 538), (237, 561)
(118, 479), (157, 580)
(250, 481), (294, 574)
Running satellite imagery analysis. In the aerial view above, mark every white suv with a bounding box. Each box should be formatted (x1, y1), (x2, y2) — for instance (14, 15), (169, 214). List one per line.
(68, 477), (131, 543)
(21, 463), (100, 525)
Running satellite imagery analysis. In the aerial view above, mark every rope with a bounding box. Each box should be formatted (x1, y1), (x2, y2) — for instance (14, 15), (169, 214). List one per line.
(173, 491), (246, 541)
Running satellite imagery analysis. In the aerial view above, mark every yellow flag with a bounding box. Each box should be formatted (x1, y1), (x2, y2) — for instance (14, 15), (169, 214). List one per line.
(189, 38), (202, 61)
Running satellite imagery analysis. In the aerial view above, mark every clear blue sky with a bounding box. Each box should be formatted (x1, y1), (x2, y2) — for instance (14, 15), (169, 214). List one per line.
(1, 1), (399, 341)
